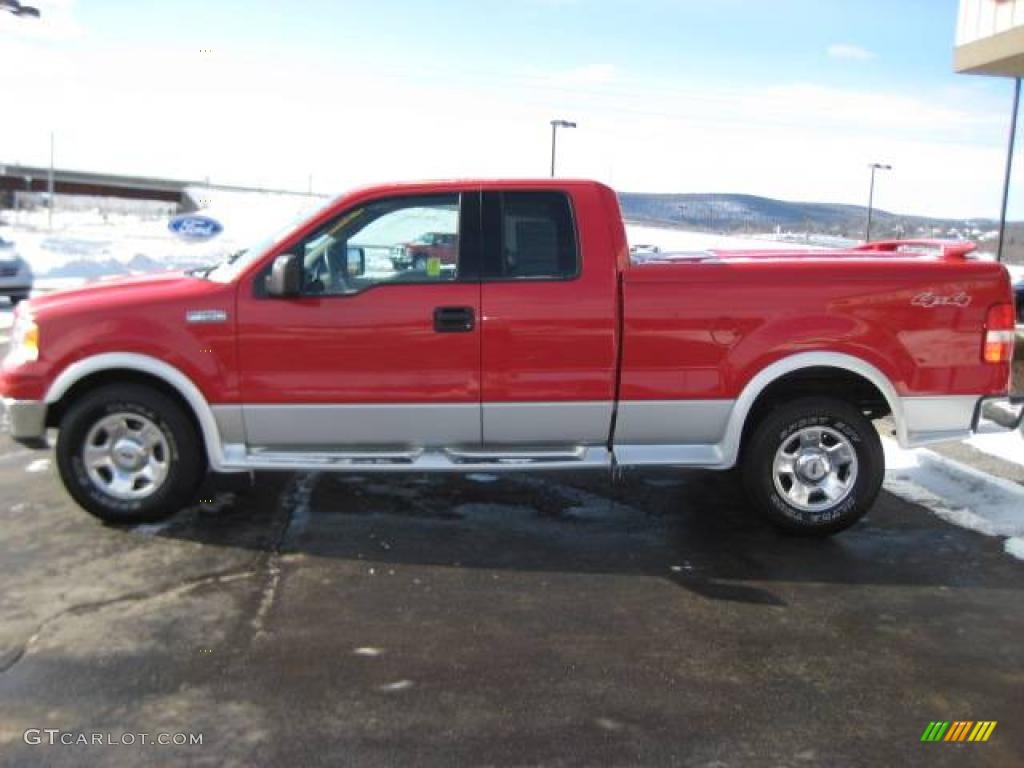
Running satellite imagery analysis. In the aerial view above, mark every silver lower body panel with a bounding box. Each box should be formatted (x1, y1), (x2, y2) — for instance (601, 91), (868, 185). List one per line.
(218, 394), (999, 472)
(900, 395), (986, 447)
(7, 392), (1002, 473)
(482, 401), (613, 444)
(1, 397), (47, 444)
(241, 402), (481, 448)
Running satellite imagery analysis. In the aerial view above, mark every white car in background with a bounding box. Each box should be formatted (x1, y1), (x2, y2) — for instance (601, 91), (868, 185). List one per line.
(629, 243), (661, 256)
(0, 237), (32, 305)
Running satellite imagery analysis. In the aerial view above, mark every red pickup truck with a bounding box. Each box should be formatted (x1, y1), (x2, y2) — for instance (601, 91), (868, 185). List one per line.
(390, 232), (459, 271)
(1, 180), (1018, 535)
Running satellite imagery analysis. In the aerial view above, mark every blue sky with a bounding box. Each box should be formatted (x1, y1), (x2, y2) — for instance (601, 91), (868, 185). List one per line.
(81, 0), (965, 87)
(1, 0), (1018, 218)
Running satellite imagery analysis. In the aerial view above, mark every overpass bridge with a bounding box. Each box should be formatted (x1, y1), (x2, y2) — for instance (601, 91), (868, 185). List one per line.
(0, 163), (316, 210)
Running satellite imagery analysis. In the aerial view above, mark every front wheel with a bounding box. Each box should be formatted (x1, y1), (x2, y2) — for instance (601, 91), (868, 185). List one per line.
(56, 384), (206, 524)
(741, 397), (883, 536)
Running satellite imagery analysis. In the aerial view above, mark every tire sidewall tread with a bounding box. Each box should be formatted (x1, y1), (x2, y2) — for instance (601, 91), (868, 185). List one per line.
(56, 384), (205, 524)
(743, 397), (884, 536)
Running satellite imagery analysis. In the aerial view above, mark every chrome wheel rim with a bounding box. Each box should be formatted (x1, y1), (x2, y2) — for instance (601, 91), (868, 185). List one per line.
(772, 426), (858, 512)
(82, 412), (170, 501)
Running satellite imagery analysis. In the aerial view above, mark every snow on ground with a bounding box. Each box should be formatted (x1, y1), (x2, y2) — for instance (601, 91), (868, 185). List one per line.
(966, 422), (1024, 466)
(0, 188), (326, 280)
(4, 207), (219, 277)
(883, 438), (1024, 561)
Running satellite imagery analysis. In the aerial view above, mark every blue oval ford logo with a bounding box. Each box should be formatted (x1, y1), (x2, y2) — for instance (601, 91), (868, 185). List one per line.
(169, 214), (223, 242)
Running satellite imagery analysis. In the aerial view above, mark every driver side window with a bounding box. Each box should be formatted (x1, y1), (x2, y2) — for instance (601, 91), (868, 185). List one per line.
(297, 194), (461, 296)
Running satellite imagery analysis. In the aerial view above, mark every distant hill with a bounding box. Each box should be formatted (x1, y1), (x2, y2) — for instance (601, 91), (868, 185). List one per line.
(617, 192), (1000, 242)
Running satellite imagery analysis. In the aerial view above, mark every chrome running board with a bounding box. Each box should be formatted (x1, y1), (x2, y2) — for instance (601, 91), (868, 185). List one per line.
(222, 444), (612, 473)
(444, 446), (588, 463)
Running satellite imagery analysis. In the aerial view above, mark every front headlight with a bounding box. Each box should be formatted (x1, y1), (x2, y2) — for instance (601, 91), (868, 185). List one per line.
(6, 311), (39, 365)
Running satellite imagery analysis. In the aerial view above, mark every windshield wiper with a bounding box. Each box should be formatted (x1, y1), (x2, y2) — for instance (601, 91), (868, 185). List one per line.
(189, 249), (248, 280)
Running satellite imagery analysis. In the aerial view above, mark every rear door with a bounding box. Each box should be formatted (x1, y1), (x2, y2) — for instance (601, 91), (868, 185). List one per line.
(479, 188), (618, 445)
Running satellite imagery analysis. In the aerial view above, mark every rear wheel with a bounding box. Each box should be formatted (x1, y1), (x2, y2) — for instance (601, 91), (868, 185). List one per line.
(56, 384), (206, 524)
(741, 397), (883, 536)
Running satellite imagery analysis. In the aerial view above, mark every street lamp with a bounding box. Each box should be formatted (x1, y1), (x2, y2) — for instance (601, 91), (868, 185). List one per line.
(550, 119), (577, 177)
(865, 162), (892, 242)
(1, 0), (41, 17)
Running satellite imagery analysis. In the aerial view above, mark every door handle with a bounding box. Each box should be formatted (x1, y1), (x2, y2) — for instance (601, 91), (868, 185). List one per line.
(433, 306), (475, 333)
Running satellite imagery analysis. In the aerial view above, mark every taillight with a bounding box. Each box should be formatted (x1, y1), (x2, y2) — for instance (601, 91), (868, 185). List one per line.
(983, 303), (1016, 364)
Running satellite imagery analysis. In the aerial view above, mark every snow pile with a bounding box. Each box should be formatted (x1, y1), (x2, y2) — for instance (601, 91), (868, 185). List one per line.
(1007, 538), (1024, 560)
(965, 422), (1024, 466)
(0, 186), (326, 280)
(883, 438), (1024, 561)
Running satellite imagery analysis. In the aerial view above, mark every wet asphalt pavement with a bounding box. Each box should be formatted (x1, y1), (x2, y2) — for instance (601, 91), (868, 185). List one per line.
(0, 435), (1022, 768)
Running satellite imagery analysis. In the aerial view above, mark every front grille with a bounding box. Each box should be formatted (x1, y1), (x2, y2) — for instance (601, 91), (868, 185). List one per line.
(0, 268), (17, 278)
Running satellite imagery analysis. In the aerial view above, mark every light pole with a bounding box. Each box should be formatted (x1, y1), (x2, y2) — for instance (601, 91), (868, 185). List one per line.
(997, 79), (1020, 263)
(550, 119), (576, 177)
(865, 162), (891, 242)
(48, 131), (55, 230)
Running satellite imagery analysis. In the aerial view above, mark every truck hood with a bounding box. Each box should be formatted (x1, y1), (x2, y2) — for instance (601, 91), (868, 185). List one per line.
(25, 271), (227, 318)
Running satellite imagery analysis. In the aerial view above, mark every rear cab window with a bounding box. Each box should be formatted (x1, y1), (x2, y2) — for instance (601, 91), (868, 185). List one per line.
(482, 190), (579, 281)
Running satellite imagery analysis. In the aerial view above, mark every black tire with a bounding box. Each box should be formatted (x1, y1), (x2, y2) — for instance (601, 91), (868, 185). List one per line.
(412, 254), (428, 271)
(741, 397), (883, 536)
(56, 384), (206, 524)
(10, 295), (27, 306)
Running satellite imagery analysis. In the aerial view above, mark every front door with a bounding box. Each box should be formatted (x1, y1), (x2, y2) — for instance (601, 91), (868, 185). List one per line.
(235, 191), (482, 450)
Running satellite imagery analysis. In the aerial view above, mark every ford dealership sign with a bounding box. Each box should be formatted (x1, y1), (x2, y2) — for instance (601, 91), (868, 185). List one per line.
(169, 214), (223, 242)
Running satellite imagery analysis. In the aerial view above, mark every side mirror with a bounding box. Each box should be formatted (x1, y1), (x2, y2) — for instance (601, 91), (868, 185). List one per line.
(347, 246), (366, 277)
(265, 253), (302, 297)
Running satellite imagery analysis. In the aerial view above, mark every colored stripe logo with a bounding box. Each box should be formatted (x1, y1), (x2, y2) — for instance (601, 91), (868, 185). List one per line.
(921, 721), (997, 742)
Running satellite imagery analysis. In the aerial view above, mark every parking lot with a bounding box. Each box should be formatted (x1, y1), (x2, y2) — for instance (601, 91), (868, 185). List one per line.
(1, 431), (1022, 767)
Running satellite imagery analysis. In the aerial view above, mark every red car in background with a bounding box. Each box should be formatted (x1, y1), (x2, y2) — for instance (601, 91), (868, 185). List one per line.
(391, 232), (458, 271)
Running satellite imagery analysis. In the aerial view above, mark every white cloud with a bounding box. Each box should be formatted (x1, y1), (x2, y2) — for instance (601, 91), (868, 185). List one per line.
(543, 64), (621, 88)
(827, 43), (877, 61)
(0, 38), (1013, 219)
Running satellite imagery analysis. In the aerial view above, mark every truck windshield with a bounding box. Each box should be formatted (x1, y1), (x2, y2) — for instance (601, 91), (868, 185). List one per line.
(203, 195), (339, 284)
